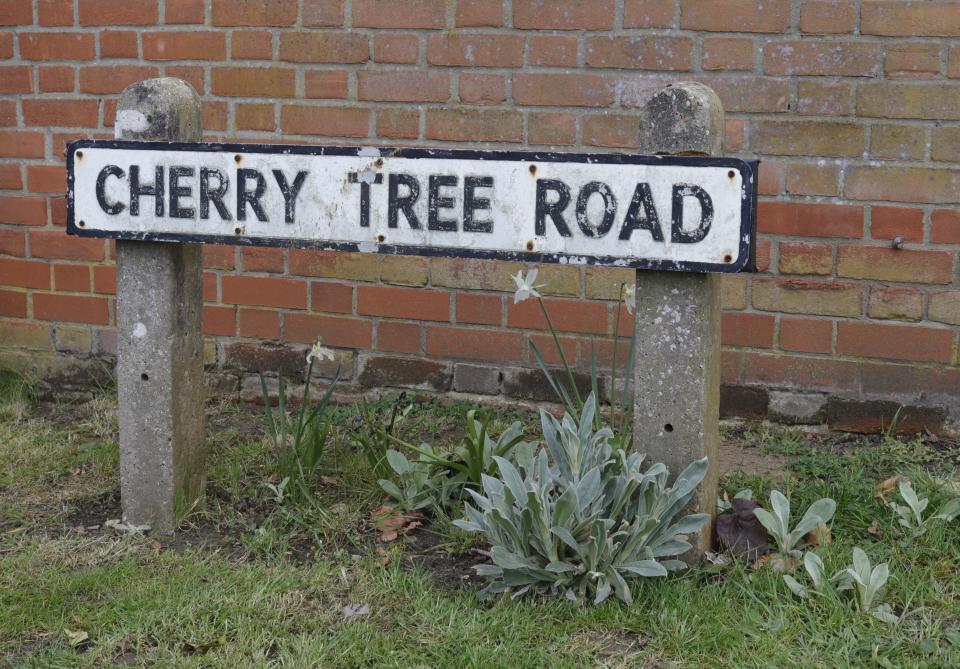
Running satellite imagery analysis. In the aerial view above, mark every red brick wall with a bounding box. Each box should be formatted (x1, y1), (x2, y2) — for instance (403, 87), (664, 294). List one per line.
(0, 1), (958, 431)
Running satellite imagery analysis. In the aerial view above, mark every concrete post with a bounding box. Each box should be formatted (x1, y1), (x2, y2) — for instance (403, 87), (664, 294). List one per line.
(114, 78), (205, 535)
(634, 83), (724, 558)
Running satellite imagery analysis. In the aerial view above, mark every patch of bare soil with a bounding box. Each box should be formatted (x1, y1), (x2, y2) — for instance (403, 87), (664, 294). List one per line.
(401, 526), (485, 591)
(718, 441), (788, 477)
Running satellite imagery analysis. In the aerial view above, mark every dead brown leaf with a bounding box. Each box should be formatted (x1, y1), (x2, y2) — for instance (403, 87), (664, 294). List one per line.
(370, 505), (423, 543)
(805, 522), (832, 547)
(875, 475), (911, 505)
(867, 519), (881, 536)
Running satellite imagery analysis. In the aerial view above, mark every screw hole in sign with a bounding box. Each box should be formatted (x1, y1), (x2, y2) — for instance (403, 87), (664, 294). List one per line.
(664, 423), (674, 433)
(141, 373), (149, 381)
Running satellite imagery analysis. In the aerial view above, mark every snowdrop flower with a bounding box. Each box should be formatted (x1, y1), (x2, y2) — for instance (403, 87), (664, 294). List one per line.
(306, 338), (336, 364)
(512, 268), (544, 304)
(623, 284), (636, 314)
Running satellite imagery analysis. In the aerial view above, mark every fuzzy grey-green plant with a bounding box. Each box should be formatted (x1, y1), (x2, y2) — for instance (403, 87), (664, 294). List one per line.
(454, 396), (709, 605)
(782, 551), (829, 599)
(753, 490), (836, 556)
(835, 547), (898, 625)
(889, 480), (960, 537)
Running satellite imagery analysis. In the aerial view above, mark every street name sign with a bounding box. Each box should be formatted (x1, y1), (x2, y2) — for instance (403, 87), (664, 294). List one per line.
(67, 141), (758, 273)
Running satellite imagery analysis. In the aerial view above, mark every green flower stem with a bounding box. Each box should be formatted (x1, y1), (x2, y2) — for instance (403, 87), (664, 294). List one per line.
(537, 295), (582, 410)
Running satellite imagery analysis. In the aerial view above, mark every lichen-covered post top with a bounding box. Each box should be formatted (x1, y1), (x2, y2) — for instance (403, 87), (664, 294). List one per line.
(115, 78), (202, 143)
(639, 82), (725, 157)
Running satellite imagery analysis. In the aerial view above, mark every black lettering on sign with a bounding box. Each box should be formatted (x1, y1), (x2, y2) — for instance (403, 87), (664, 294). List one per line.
(388, 173), (421, 229)
(96, 165), (125, 215)
(575, 181), (616, 238)
(534, 179), (572, 237)
(129, 165), (164, 217)
(428, 175), (458, 232)
(236, 168), (268, 222)
(348, 171), (384, 228)
(168, 166), (195, 219)
(200, 168), (231, 221)
(671, 184), (714, 244)
(463, 176), (493, 234)
(619, 182), (663, 241)
(273, 170), (308, 224)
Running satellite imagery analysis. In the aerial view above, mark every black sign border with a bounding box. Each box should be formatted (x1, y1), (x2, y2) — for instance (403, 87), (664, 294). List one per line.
(67, 139), (758, 274)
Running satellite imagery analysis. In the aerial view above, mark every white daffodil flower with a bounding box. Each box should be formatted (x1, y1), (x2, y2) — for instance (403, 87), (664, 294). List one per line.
(623, 284), (636, 314)
(306, 338), (336, 364)
(512, 268), (544, 304)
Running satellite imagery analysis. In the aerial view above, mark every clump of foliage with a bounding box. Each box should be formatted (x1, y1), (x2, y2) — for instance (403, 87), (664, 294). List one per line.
(753, 490), (836, 557)
(835, 547), (898, 624)
(888, 479), (960, 537)
(348, 393), (413, 479)
(454, 396), (709, 604)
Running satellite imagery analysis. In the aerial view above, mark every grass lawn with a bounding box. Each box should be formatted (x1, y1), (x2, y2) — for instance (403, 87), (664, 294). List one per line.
(1, 371), (959, 668)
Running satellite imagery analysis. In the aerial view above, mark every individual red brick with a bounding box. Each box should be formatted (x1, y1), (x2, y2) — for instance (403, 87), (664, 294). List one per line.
(0, 66), (31, 93)
(0, 32), (12, 58)
(0, 163), (21, 189)
(281, 106), (370, 138)
(427, 325), (524, 362)
(680, 0), (790, 32)
(885, 43), (941, 78)
(358, 70), (449, 102)
(624, 0), (674, 28)
(456, 0), (502, 26)
(239, 308), (280, 339)
(779, 317), (832, 353)
(585, 36), (693, 71)
(779, 241), (833, 275)
(165, 0), (204, 23)
(725, 120), (744, 151)
(582, 114), (639, 149)
(0, 288), (26, 317)
(931, 209), (960, 244)
(78, 0), (158, 25)
(39, 65), (74, 92)
(836, 245), (953, 284)
(868, 286), (923, 321)
(23, 99), (98, 127)
(284, 313), (372, 348)
(702, 37), (755, 71)
(357, 285), (449, 321)
(232, 30), (273, 60)
(861, 362), (960, 400)
(0, 196), (45, 226)
(143, 32), (226, 61)
(311, 281), (353, 313)
(100, 31), (139, 58)
(785, 163), (840, 197)
(508, 298), (608, 335)
(758, 202), (863, 238)
(303, 0), (344, 26)
(304, 70), (348, 99)
(0, 258), (49, 288)
(34, 293), (109, 324)
(0, 131), (44, 158)
(752, 278), (861, 316)
(845, 166), (960, 204)
(528, 35), (578, 67)
(92, 265), (116, 294)
(514, 73), (615, 107)
(31, 231), (105, 260)
(932, 126), (960, 162)
(53, 263), (90, 292)
(721, 312), (775, 348)
(0, 0), (31, 25)
(861, 1), (960, 36)
(280, 32), (369, 63)
(765, 40), (879, 76)
(235, 104), (275, 132)
(377, 321), (420, 353)
(456, 292), (501, 326)
(857, 82), (960, 120)
(290, 249), (378, 281)
(221, 276), (307, 309)
(459, 73), (506, 105)
(838, 322), (952, 363)
(20, 33), (95, 61)
(38, 0), (73, 25)
(27, 165), (66, 194)
(49, 197), (67, 226)
(800, 0), (856, 34)
(427, 34), (523, 68)
(203, 245), (236, 270)
(871, 206), (924, 242)
(80, 65), (157, 94)
(202, 272), (217, 301)
(425, 109), (522, 143)
(352, 0), (446, 29)
(375, 33), (419, 64)
(528, 112), (576, 145)
(212, 0), (296, 26)
(241, 247), (284, 273)
(212, 67), (296, 97)
(0, 230), (25, 257)
(377, 108), (419, 140)
(950, 44), (960, 78)
(797, 81), (853, 116)
(752, 120), (865, 157)
(203, 305), (235, 336)
(527, 332), (578, 366)
(0, 100), (15, 125)
(738, 351), (859, 391)
(757, 161), (782, 196)
(514, 0), (615, 29)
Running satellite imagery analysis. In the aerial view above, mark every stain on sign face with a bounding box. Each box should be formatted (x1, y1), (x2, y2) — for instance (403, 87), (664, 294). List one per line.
(68, 141), (758, 273)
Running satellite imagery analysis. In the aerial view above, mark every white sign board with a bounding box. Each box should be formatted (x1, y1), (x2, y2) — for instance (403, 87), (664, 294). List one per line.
(68, 141), (757, 272)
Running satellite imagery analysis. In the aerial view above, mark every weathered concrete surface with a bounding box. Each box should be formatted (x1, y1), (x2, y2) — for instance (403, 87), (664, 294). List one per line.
(634, 82), (724, 558)
(115, 78), (204, 535)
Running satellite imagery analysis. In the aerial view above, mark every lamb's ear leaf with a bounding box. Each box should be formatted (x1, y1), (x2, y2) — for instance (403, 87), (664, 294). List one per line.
(783, 575), (808, 599)
(753, 508), (782, 540)
(801, 498), (837, 526)
(770, 490), (791, 533)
